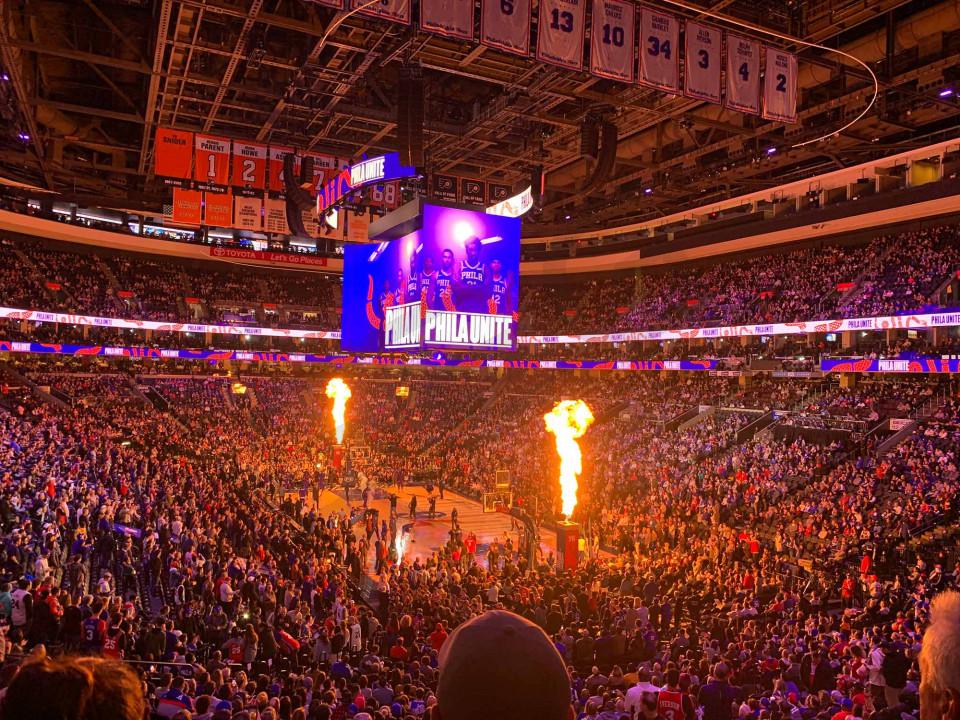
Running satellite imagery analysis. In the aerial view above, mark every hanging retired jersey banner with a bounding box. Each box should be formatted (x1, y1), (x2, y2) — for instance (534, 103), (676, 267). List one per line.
(480, 0), (531, 56)
(231, 142), (267, 192)
(536, 0), (586, 71)
(194, 135), (230, 190)
(762, 47), (798, 123)
(639, 7), (679, 93)
(433, 174), (458, 202)
(725, 33), (761, 114)
(590, 0), (636, 83)
(233, 195), (263, 230)
(204, 191), (233, 228)
(461, 178), (486, 206)
(154, 128), (193, 184)
(306, 154), (339, 194)
(171, 187), (203, 225)
(305, 0), (342, 8)
(684, 21), (722, 103)
(354, 0), (410, 24)
(421, 0), (474, 39)
(267, 146), (295, 194)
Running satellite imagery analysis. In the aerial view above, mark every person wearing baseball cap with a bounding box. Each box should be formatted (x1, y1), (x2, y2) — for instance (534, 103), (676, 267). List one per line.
(434, 609), (572, 720)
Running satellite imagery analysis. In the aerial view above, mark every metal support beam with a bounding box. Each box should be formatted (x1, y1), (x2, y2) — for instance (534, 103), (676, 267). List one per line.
(202, 0), (264, 132)
(139, 0), (173, 176)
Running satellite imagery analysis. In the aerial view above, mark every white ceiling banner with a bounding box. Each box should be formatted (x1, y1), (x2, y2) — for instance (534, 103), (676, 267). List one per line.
(638, 6), (680, 93)
(589, 0), (636, 83)
(480, 0), (531, 56)
(536, 0), (587, 71)
(725, 33), (761, 114)
(683, 21), (722, 103)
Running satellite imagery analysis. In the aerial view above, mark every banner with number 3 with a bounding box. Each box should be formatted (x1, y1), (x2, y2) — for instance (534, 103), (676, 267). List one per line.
(684, 21), (721, 104)
(536, 0), (587, 71)
(590, 0), (636, 83)
(639, 7), (679, 93)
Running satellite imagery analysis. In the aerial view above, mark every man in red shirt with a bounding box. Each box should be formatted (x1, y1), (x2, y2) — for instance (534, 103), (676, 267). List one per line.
(389, 637), (409, 662)
(429, 622), (448, 651)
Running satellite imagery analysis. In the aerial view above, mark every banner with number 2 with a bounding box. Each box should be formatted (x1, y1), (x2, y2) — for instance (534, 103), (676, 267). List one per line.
(639, 6), (679, 93)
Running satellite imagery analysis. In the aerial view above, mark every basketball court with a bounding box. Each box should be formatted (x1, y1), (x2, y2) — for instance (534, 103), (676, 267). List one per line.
(310, 482), (560, 577)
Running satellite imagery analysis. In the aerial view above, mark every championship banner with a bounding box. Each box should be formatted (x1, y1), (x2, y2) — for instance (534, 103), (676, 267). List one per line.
(433, 174), (458, 202)
(354, 0), (410, 24)
(461, 178), (485, 205)
(233, 195), (263, 230)
(762, 47), (798, 123)
(193, 134), (231, 188)
(488, 183), (512, 204)
(684, 21), (722, 103)
(204, 191), (233, 227)
(639, 7), (679, 93)
(301, 208), (321, 238)
(590, 0), (636, 83)
(267, 146), (295, 193)
(480, 0), (531, 56)
(421, 0), (474, 39)
(231, 142), (267, 191)
(725, 33), (761, 114)
(264, 197), (290, 234)
(171, 188), (202, 225)
(154, 128), (193, 182)
(536, 0), (587, 71)
(346, 210), (370, 243)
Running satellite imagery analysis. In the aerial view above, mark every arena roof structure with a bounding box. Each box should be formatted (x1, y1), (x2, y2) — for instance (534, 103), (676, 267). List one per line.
(0, 0), (959, 232)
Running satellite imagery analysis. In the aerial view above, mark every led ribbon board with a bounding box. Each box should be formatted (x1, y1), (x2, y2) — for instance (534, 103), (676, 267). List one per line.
(316, 152), (417, 216)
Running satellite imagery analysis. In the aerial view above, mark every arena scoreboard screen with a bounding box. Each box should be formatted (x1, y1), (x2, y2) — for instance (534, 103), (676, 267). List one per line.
(341, 204), (521, 353)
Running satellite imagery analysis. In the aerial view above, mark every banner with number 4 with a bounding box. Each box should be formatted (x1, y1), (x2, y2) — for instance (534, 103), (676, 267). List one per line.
(536, 0), (587, 71)
(762, 47), (798, 123)
(481, 0), (531, 56)
(639, 7), (680, 93)
(725, 33), (761, 115)
(590, 0), (635, 83)
(684, 21), (721, 104)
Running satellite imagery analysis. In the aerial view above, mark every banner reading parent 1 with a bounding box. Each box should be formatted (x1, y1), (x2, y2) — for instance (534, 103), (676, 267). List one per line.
(340, 203), (521, 353)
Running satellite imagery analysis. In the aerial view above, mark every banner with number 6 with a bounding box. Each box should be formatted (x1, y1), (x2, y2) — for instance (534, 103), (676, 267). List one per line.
(725, 33), (760, 114)
(684, 21), (721, 104)
(590, 0), (636, 83)
(762, 47), (798, 123)
(536, 0), (587, 71)
(639, 7), (679, 93)
(481, 0), (531, 55)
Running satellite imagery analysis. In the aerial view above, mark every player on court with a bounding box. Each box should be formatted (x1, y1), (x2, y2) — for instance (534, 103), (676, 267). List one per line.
(433, 249), (456, 311)
(488, 257), (511, 315)
(456, 236), (488, 313)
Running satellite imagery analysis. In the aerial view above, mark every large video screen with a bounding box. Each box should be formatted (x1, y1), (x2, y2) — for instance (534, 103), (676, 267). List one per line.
(341, 204), (521, 353)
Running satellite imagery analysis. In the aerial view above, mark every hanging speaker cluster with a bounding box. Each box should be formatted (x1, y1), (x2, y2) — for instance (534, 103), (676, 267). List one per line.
(397, 66), (424, 169)
(284, 153), (315, 238)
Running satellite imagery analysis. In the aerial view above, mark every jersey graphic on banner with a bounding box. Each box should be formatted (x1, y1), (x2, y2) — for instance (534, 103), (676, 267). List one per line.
(154, 128), (193, 181)
(267, 146), (295, 193)
(762, 47), (798, 123)
(354, 0), (411, 24)
(590, 0), (636, 83)
(536, 0), (586, 71)
(683, 21), (722, 103)
(231, 142), (267, 190)
(639, 7), (680, 93)
(725, 33), (761, 114)
(421, 0), (474, 39)
(480, 0), (531, 56)
(194, 135), (230, 186)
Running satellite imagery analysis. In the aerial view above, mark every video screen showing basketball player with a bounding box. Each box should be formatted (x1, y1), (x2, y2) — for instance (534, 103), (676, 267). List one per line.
(455, 235), (489, 314)
(419, 254), (436, 307)
(433, 248), (456, 311)
(394, 268), (405, 306)
(488, 257), (511, 315)
(405, 253), (420, 303)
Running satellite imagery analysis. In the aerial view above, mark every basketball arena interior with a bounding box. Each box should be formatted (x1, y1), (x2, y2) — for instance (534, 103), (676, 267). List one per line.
(0, 1), (960, 719)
